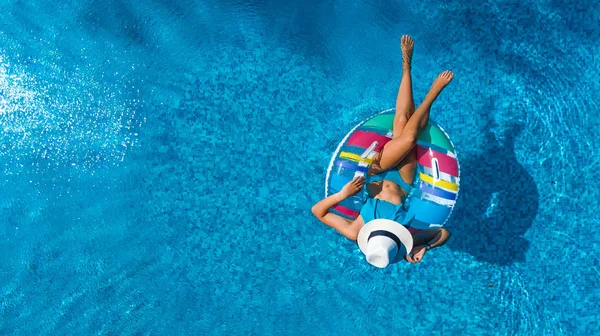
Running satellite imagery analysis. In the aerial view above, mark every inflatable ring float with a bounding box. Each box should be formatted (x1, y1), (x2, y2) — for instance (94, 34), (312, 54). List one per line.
(325, 109), (460, 230)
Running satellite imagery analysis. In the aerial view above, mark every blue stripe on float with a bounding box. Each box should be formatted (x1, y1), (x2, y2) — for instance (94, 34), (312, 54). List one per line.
(419, 182), (457, 200)
(336, 160), (369, 174)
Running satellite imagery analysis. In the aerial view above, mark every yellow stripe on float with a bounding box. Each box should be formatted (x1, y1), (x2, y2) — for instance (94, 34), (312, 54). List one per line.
(419, 173), (459, 192)
(339, 152), (374, 164)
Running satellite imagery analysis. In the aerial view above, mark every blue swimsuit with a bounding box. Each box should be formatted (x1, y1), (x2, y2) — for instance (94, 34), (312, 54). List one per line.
(366, 169), (412, 193)
(359, 169), (413, 224)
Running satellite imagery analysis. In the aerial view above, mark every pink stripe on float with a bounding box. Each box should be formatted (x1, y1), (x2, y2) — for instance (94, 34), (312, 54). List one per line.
(346, 131), (391, 151)
(417, 146), (459, 177)
(333, 205), (360, 218)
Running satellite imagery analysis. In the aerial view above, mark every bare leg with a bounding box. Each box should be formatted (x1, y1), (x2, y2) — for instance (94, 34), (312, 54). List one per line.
(393, 35), (416, 137)
(394, 35), (418, 186)
(369, 35), (416, 180)
(376, 70), (454, 172)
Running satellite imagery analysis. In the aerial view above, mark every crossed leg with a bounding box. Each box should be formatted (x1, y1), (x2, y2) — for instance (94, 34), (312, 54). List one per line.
(369, 36), (417, 180)
(392, 35), (418, 185)
(375, 68), (455, 173)
(366, 35), (417, 200)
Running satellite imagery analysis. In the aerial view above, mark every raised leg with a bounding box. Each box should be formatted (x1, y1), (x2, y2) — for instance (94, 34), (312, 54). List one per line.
(393, 35), (417, 185)
(393, 35), (416, 138)
(376, 70), (454, 172)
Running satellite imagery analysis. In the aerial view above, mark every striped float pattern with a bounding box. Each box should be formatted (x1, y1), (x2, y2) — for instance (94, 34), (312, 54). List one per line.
(324, 109), (460, 228)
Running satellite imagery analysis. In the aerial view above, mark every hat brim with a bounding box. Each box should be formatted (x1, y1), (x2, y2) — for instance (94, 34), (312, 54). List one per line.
(357, 219), (414, 264)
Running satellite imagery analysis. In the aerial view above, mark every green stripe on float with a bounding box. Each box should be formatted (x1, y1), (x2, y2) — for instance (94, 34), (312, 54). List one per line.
(418, 124), (455, 154)
(361, 113), (394, 131)
(359, 112), (455, 154)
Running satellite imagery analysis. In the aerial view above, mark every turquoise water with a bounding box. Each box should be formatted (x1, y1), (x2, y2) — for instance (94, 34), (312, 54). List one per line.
(1, 0), (599, 334)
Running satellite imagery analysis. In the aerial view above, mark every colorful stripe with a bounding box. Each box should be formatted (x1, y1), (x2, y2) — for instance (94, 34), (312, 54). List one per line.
(417, 146), (459, 177)
(346, 130), (392, 150)
(421, 166), (459, 185)
(361, 113), (395, 131)
(419, 181), (457, 200)
(419, 172), (459, 192)
(331, 209), (354, 220)
(416, 141), (456, 159)
(325, 111), (378, 198)
(336, 160), (369, 174)
(339, 151), (374, 164)
(417, 124), (455, 154)
(325, 109), (459, 229)
(333, 205), (360, 218)
(420, 192), (457, 207)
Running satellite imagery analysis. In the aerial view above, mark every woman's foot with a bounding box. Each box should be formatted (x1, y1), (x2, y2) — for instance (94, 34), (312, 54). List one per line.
(401, 35), (414, 71)
(429, 70), (454, 94)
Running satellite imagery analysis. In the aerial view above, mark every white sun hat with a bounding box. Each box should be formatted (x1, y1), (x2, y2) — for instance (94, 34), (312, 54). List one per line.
(357, 219), (414, 268)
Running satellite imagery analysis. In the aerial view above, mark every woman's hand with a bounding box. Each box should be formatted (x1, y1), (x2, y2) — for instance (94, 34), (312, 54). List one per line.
(312, 176), (364, 221)
(340, 176), (365, 198)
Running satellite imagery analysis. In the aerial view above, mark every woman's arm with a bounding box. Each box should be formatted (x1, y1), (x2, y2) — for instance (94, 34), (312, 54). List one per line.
(311, 176), (365, 241)
(311, 192), (348, 219)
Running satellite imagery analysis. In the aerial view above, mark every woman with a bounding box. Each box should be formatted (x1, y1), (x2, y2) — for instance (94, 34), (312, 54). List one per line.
(312, 35), (453, 263)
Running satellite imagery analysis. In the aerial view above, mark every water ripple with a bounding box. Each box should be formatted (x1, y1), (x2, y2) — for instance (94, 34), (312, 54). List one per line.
(0, 53), (143, 175)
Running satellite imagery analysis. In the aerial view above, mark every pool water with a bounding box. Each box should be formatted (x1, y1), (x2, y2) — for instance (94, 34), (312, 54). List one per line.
(1, 0), (599, 335)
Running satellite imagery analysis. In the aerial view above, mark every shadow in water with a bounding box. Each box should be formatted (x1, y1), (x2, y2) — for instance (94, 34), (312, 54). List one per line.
(448, 118), (539, 265)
